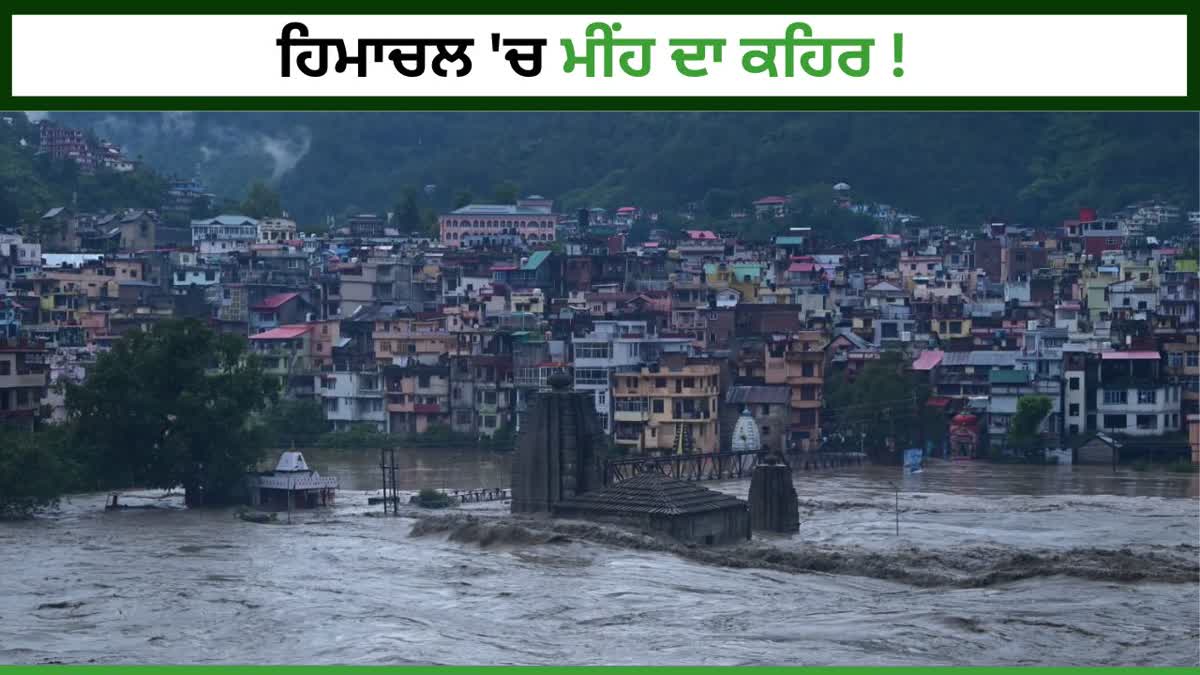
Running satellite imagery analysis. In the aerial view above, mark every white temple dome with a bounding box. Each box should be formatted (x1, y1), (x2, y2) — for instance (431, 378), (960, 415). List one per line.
(730, 408), (762, 453)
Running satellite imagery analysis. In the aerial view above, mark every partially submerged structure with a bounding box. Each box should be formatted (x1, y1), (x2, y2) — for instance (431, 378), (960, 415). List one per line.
(510, 372), (605, 513)
(246, 451), (338, 510)
(554, 472), (751, 545)
(748, 452), (800, 533)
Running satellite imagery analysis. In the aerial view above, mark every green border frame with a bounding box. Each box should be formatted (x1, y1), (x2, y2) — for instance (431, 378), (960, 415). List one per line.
(2, 3), (1196, 110)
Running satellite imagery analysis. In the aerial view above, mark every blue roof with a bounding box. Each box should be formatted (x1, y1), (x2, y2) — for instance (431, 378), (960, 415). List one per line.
(522, 250), (551, 270)
(451, 204), (551, 216)
(192, 214), (259, 226)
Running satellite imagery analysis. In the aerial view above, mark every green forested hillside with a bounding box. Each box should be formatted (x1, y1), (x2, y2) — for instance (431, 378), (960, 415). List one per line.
(0, 113), (166, 225)
(36, 111), (1200, 227)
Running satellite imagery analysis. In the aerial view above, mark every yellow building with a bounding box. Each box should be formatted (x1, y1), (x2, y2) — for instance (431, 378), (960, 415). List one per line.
(764, 330), (825, 450)
(611, 355), (721, 455)
(373, 317), (456, 364)
(932, 317), (973, 340)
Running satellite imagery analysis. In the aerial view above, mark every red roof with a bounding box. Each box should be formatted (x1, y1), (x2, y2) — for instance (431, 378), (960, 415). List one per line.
(685, 230), (719, 240)
(926, 397), (951, 408)
(249, 325), (311, 340)
(491, 264), (518, 272)
(912, 350), (945, 371)
(616, 206), (638, 213)
(1101, 351), (1160, 360)
(754, 196), (788, 205)
(787, 262), (817, 273)
(252, 292), (300, 310)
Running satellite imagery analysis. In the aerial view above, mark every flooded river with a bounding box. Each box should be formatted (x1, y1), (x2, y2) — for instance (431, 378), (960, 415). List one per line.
(1, 449), (1197, 666)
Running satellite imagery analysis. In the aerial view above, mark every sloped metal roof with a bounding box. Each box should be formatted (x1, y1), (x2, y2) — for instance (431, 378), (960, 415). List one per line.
(555, 473), (746, 517)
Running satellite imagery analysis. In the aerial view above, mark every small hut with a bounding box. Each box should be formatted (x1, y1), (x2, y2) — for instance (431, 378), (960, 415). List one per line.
(553, 472), (750, 545)
(1075, 433), (1122, 466)
(246, 451), (338, 510)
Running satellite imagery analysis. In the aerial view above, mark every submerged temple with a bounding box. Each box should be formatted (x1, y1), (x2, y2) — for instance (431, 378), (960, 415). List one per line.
(554, 472), (751, 545)
(747, 451), (799, 533)
(510, 372), (606, 513)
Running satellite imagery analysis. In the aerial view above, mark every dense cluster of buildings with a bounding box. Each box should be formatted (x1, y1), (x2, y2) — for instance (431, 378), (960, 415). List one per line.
(2, 186), (1197, 462)
(35, 121), (137, 173)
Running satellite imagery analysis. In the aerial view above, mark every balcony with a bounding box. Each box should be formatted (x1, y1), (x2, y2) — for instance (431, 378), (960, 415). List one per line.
(614, 400), (650, 422)
(0, 373), (48, 389)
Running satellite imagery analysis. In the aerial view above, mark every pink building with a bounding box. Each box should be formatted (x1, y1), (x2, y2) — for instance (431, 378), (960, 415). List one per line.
(439, 201), (557, 248)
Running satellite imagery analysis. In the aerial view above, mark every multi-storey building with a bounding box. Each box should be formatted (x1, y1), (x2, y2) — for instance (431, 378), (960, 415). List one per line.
(0, 340), (48, 431)
(191, 215), (259, 256)
(1095, 351), (1182, 437)
(571, 319), (691, 434)
(439, 202), (557, 248)
(610, 354), (721, 454)
(764, 331), (826, 450)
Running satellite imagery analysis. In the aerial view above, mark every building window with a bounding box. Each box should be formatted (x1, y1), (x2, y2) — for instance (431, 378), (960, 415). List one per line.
(1137, 390), (1157, 404)
(801, 363), (814, 377)
(656, 378), (667, 388)
(0, 361), (9, 376)
(1188, 353), (1199, 368)
(574, 368), (607, 385)
(1069, 403), (1080, 417)
(575, 343), (612, 359)
(1102, 414), (1127, 429)
(652, 399), (664, 413)
(1069, 377), (1080, 391)
(483, 415), (496, 429)
(1135, 414), (1158, 430)
(1103, 390), (1127, 405)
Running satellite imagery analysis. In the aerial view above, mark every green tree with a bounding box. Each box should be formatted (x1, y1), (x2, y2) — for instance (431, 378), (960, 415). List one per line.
(240, 181), (282, 219)
(392, 185), (421, 232)
(0, 428), (74, 519)
(822, 351), (926, 463)
(453, 190), (473, 209)
(261, 399), (329, 447)
(492, 180), (520, 205)
(65, 319), (277, 506)
(1008, 395), (1053, 458)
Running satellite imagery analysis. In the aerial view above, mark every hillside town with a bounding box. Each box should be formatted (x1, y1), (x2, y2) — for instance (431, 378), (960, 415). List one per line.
(2, 123), (1199, 466)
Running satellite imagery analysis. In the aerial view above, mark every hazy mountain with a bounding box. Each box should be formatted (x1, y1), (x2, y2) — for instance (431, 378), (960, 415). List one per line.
(42, 111), (1200, 227)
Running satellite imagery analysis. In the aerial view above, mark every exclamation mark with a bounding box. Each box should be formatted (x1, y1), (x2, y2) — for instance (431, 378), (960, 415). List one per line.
(893, 33), (904, 77)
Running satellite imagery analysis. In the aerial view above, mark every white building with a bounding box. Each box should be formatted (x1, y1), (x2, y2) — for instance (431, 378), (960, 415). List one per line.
(258, 217), (298, 243)
(572, 320), (691, 434)
(317, 369), (386, 432)
(191, 215), (259, 256)
(1096, 351), (1182, 437)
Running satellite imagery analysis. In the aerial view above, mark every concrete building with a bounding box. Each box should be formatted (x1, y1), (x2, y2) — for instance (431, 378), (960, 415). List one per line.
(1095, 351), (1182, 437)
(318, 368), (385, 432)
(610, 354), (721, 454)
(0, 340), (48, 430)
(572, 319), (691, 435)
(247, 324), (317, 397)
(258, 217), (298, 243)
(439, 203), (557, 248)
(191, 215), (259, 256)
(764, 331), (826, 450)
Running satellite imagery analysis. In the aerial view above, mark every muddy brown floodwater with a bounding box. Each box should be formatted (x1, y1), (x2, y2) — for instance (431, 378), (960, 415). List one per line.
(1, 448), (1197, 666)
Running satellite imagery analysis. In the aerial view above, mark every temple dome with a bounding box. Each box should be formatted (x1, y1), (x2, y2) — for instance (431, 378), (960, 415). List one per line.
(730, 408), (762, 453)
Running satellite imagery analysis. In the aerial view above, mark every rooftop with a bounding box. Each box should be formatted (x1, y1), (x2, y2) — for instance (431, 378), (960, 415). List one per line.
(252, 292), (301, 310)
(450, 203), (553, 216)
(249, 325), (311, 340)
(555, 473), (746, 517)
(1101, 351), (1161, 360)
